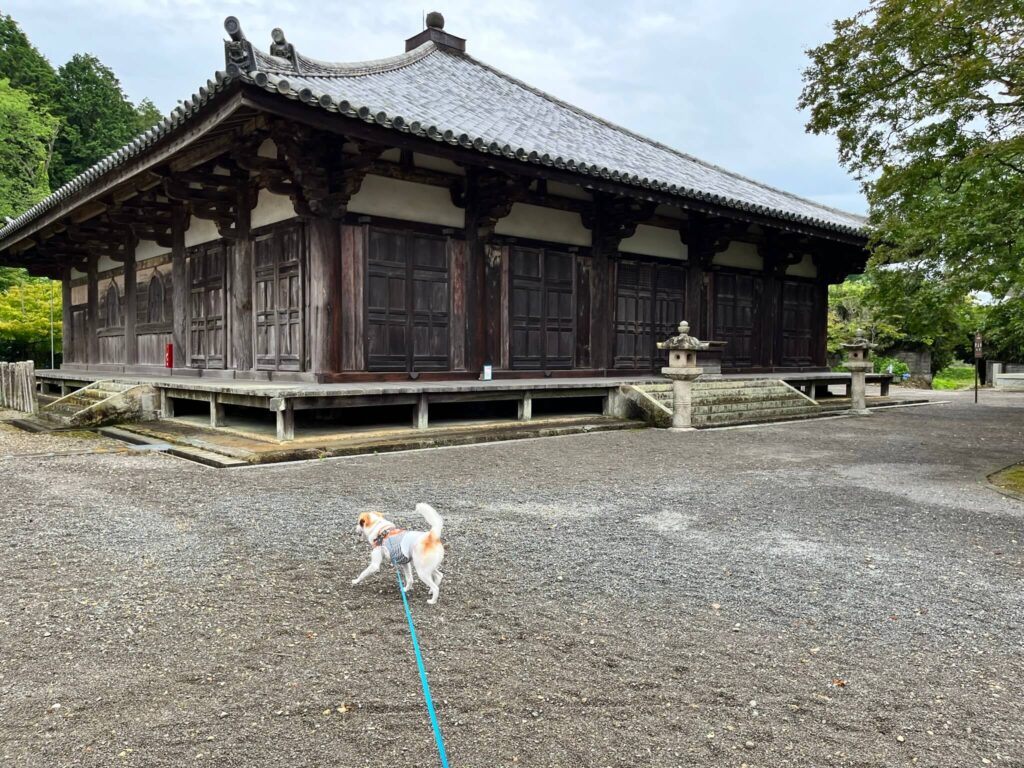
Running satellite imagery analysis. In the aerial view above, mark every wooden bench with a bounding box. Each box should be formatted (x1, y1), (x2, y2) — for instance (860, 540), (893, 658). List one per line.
(787, 373), (893, 398)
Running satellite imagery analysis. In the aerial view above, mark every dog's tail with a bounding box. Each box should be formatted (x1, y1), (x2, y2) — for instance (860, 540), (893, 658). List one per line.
(416, 502), (443, 542)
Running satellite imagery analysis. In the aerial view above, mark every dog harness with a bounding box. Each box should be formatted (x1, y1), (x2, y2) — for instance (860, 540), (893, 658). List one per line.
(373, 527), (413, 565)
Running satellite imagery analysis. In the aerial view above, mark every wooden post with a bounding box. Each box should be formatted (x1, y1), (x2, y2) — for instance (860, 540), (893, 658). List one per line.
(276, 402), (295, 441)
(309, 217), (342, 376)
(413, 393), (429, 429)
(230, 187), (254, 371)
(61, 266), (73, 366)
(340, 223), (366, 371)
(590, 239), (611, 372)
(86, 254), (99, 366)
(123, 238), (137, 366)
(171, 206), (188, 368)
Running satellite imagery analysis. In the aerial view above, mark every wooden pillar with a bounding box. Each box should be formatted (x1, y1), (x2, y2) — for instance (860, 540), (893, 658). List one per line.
(590, 240), (612, 372)
(465, 204), (487, 373)
(86, 254), (99, 366)
(448, 237), (467, 371)
(230, 188), (254, 371)
(340, 223), (366, 371)
(171, 206), (188, 368)
(309, 217), (342, 376)
(61, 266), (73, 366)
(123, 239), (137, 366)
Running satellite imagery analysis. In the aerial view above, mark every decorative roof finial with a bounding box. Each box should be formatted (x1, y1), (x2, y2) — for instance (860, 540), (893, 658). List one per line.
(426, 11), (445, 30)
(270, 27), (297, 65)
(223, 17), (256, 76)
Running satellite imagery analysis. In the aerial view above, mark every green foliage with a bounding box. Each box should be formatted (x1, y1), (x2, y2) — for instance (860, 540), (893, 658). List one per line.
(932, 364), (977, 390)
(800, 0), (1024, 297)
(0, 279), (61, 366)
(0, 14), (57, 103)
(981, 297), (1024, 363)
(828, 269), (980, 372)
(0, 78), (59, 217)
(49, 54), (148, 188)
(872, 356), (909, 378)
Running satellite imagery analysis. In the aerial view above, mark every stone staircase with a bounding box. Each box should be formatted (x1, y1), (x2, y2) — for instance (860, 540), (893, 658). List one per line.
(622, 379), (828, 428)
(36, 380), (158, 428)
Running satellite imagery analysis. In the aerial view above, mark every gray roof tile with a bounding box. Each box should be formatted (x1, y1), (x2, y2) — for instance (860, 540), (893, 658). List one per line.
(0, 22), (865, 249)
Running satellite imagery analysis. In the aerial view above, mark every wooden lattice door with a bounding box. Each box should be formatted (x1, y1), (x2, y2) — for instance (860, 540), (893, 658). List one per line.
(713, 271), (759, 369)
(510, 247), (575, 370)
(365, 229), (450, 372)
(188, 243), (226, 369)
(254, 224), (304, 371)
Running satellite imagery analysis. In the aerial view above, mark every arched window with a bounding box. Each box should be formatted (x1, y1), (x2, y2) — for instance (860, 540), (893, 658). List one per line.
(103, 282), (121, 328)
(147, 270), (166, 323)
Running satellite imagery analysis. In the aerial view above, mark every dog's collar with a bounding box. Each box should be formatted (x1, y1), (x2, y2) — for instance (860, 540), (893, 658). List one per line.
(372, 526), (404, 548)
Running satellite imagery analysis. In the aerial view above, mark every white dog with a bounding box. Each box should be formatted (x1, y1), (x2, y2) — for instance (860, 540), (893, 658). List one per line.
(352, 503), (445, 604)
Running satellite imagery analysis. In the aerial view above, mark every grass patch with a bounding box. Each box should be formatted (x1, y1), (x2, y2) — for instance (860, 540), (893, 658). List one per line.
(989, 463), (1024, 498)
(932, 363), (977, 390)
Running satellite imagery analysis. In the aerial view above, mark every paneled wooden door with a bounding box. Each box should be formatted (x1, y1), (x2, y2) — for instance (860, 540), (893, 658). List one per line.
(713, 271), (760, 370)
(188, 242), (226, 369)
(509, 247), (575, 370)
(253, 224), (305, 371)
(780, 280), (816, 367)
(366, 228), (450, 372)
(614, 260), (686, 370)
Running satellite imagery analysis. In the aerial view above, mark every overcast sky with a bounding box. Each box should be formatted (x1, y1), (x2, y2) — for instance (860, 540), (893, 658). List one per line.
(7, 0), (867, 215)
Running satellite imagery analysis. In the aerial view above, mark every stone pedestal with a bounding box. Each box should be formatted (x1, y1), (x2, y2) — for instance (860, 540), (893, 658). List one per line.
(842, 332), (875, 416)
(657, 320), (708, 431)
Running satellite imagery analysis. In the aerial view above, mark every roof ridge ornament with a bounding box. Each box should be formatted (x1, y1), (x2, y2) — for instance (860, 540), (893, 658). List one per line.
(406, 10), (465, 53)
(224, 16), (257, 77)
(269, 27), (302, 73)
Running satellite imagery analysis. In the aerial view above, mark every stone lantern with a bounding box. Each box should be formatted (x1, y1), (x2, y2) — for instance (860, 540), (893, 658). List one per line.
(657, 320), (709, 430)
(842, 328), (875, 416)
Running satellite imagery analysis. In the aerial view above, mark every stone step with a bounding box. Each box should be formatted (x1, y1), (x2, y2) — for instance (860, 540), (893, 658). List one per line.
(691, 400), (818, 416)
(693, 407), (835, 428)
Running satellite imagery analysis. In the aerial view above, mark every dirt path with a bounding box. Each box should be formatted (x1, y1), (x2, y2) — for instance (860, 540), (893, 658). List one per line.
(1, 394), (1022, 767)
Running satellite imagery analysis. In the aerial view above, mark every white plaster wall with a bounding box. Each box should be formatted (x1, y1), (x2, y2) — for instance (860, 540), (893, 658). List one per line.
(97, 254), (121, 274)
(135, 239), (167, 263)
(257, 138), (277, 158)
(184, 217), (220, 248)
(495, 203), (592, 246)
(714, 241), (763, 271)
(785, 253), (818, 279)
(380, 148), (402, 163)
(251, 189), (298, 229)
(620, 224), (688, 260)
(413, 154), (464, 175)
(348, 175), (465, 228)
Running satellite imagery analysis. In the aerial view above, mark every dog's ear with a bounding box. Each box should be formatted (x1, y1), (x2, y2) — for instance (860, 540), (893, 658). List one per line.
(357, 513), (368, 528)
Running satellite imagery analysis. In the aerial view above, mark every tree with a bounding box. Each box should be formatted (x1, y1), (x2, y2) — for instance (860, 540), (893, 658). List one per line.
(0, 14), (57, 104)
(829, 271), (980, 372)
(0, 78), (58, 218)
(49, 53), (147, 188)
(0, 280), (61, 365)
(800, 1), (1024, 299)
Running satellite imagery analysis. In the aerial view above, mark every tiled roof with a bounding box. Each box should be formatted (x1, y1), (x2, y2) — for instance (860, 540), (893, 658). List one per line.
(0, 17), (866, 249)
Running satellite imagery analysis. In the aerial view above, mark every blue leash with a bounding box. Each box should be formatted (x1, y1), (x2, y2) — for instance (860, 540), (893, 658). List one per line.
(395, 568), (450, 768)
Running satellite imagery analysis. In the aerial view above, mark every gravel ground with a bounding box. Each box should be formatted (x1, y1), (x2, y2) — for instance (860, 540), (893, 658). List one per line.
(2, 392), (1023, 768)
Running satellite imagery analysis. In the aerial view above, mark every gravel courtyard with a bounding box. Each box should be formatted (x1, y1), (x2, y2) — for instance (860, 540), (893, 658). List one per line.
(2, 392), (1022, 768)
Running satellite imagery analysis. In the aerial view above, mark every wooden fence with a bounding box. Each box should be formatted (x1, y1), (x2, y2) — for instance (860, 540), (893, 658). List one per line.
(0, 361), (36, 412)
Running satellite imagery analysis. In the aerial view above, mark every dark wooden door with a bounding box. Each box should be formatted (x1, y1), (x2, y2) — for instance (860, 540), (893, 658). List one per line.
(71, 306), (87, 363)
(714, 271), (759, 369)
(780, 280), (815, 367)
(254, 223), (305, 371)
(188, 243), (226, 369)
(614, 260), (686, 370)
(510, 247), (575, 370)
(366, 229), (449, 372)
